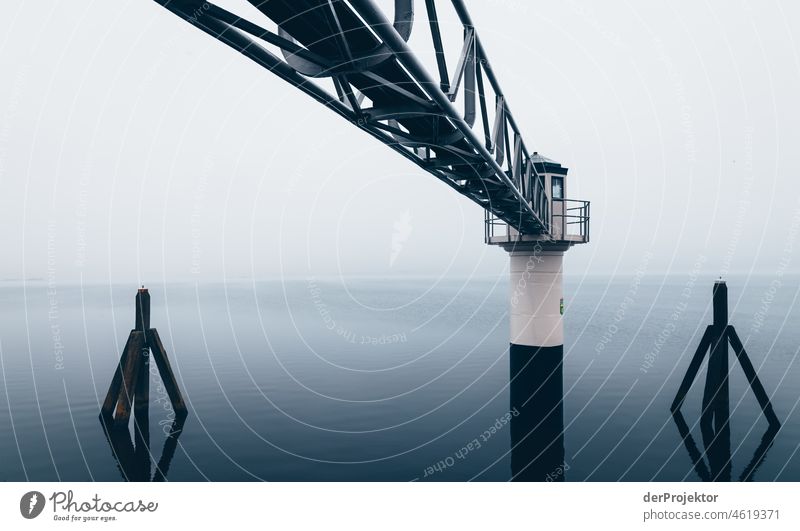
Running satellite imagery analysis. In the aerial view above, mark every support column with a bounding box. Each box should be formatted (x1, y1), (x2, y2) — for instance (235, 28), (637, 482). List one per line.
(507, 244), (566, 481)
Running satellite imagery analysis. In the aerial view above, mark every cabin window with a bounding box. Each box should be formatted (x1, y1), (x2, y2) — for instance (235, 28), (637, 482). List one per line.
(552, 176), (564, 199)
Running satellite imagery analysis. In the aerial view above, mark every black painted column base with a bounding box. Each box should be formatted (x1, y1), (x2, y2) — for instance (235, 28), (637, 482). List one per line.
(510, 343), (566, 481)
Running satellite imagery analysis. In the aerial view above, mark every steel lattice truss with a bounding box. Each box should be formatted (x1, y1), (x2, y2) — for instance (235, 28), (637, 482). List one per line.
(154, 0), (551, 234)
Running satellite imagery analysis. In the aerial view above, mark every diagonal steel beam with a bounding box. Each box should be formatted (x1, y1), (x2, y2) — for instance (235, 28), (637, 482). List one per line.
(152, 0), (549, 233)
(348, 0), (544, 230)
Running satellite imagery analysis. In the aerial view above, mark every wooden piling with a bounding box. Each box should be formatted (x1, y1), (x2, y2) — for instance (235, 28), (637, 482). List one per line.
(135, 287), (151, 332)
(133, 343), (151, 446)
(671, 326), (713, 412)
(101, 333), (133, 419)
(671, 281), (781, 443)
(101, 288), (187, 427)
(728, 326), (780, 427)
(704, 281), (731, 447)
(114, 331), (145, 428)
(98, 287), (188, 480)
(147, 328), (187, 415)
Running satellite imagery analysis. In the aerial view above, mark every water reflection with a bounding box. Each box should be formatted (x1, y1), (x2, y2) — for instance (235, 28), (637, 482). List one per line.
(740, 425), (780, 482)
(509, 345), (566, 481)
(672, 409), (778, 482)
(99, 411), (187, 482)
(671, 349), (779, 483)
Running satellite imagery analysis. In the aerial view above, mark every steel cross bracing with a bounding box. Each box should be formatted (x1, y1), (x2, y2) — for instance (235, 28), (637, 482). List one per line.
(154, 0), (551, 234)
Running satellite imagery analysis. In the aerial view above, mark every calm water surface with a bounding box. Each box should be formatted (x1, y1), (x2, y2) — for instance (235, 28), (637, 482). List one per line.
(0, 275), (798, 481)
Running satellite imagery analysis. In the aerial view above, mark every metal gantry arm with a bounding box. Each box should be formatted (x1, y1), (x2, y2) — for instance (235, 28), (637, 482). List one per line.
(153, 0), (552, 234)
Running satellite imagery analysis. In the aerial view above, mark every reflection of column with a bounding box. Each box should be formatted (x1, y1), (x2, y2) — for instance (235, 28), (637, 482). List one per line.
(508, 245), (566, 481)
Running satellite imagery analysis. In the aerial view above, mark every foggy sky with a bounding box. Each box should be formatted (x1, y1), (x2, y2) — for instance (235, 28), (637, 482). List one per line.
(1, 0), (799, 284)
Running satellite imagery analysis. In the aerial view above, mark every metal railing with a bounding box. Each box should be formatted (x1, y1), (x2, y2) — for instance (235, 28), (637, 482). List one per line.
(484, 208), (511, 242)
(552, 199), (590, 243)
(485, 198), (589, 244)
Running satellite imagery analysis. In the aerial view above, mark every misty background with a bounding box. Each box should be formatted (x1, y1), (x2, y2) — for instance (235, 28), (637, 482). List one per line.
(1, 0), (799, 284)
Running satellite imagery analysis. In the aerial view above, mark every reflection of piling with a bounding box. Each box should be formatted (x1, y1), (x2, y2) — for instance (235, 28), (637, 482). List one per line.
(101, 288), (187, 430)
(671, 281), (780, 481)
(100, 411), (186, 482)
(510, 345), (565, 481)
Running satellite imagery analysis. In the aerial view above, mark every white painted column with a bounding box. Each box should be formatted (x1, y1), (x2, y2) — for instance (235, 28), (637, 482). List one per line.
(509, 249), (564, 348)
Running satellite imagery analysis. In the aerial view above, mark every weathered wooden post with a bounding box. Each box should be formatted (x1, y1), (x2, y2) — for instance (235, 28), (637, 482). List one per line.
(101, 288), (187, 430)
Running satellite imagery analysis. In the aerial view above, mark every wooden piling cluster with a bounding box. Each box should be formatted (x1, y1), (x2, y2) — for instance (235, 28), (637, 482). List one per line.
(671, 281), (780, 427)
(101, 288), (187, 429)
